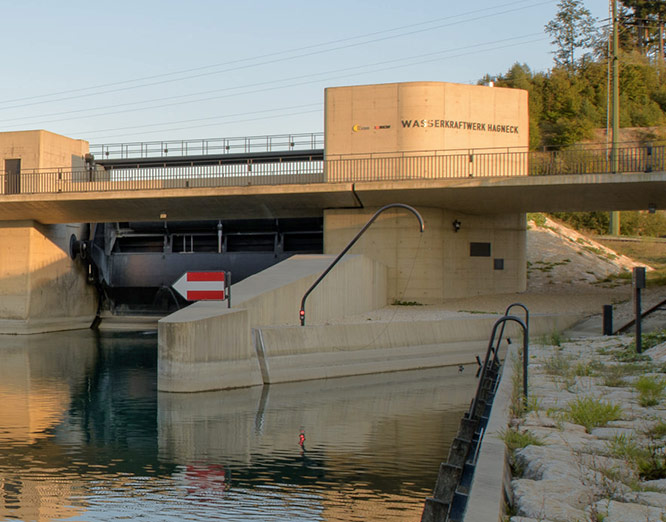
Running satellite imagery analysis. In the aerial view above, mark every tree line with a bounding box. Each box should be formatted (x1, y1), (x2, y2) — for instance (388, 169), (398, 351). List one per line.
(481, 0), (666, 150)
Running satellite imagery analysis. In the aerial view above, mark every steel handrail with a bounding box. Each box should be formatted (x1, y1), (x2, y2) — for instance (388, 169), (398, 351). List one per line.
(0, 144), (662, 194)
(494, 303), (529, 365)
(298, 203), (424, 326)
(469, 315), (528, 420)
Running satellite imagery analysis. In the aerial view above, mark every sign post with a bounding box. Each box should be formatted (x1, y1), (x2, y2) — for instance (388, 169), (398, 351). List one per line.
(173, 271), (231, 307)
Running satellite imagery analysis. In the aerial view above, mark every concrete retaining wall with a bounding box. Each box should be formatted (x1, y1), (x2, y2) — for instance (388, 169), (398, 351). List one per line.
(254, 313), (581, 384)
(158, 308), (262, 393)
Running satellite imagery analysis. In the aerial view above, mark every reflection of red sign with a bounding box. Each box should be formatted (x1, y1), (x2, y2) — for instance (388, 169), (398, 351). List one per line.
(184, 464), (230, 494)
(173, 272), (226, 301)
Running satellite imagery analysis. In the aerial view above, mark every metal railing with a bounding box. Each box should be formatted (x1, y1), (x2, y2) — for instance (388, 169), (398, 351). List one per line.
(90, 132), (325, 160)
(0, 144), (663, 196)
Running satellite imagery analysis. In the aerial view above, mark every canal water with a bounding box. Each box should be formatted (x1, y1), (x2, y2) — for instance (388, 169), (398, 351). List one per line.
(0, 330), (477, 522)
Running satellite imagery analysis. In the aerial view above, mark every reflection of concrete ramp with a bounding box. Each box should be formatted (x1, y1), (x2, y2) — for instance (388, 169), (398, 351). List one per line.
(157, 366), (477, 466)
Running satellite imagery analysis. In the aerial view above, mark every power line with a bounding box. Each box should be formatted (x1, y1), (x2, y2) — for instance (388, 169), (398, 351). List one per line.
(79, 34), (547, 141)
(79, 103), (321, 135)
(89, 109), (324, 141)
(0, 0), (549, 107)
(3, 32), (545, 127)
(0, 0), (555, 111)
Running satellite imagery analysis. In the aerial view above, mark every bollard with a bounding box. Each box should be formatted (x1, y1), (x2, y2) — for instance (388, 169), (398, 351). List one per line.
(633, 267), (646, 353)
(603, 304), (613, 335)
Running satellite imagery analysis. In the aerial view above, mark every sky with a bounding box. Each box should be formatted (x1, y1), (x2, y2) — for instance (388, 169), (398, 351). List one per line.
(0, 0), (611, 147)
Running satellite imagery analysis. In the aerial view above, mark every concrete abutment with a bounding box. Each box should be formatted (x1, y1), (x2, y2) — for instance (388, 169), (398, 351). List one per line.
(324, 206), (527, 302)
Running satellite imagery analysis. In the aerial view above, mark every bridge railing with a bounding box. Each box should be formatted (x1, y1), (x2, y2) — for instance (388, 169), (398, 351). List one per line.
(0, 144), (663, 195)
(326, 144), (666, 180)
(90, 132), (325, 160)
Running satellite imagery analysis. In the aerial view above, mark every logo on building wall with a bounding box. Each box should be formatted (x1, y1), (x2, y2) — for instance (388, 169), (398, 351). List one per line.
(352, 124), (391, 132)
(400, 118), (519, 134)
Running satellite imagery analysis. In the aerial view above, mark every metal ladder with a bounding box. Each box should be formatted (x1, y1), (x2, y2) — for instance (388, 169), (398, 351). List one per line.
(421, 304), (529, 522)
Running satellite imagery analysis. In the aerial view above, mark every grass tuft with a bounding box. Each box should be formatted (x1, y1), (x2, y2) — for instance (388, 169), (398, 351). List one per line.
(565, 396), (623, 433)
(499, 428), (544, 452)
(634, 376), (666, 407)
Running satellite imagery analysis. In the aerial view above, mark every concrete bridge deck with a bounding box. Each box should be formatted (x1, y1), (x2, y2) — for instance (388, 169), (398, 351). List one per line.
(0, 170), (664, 224)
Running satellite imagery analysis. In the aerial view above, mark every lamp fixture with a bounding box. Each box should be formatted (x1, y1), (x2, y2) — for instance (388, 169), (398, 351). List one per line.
(452, 219), (461, 232)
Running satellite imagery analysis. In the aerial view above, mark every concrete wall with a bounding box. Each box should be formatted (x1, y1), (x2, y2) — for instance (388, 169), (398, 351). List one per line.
(158, 254), (388, 392)
(0, 131), (96, 332)
(0, 130), (87, 172)
(159, 307), (262, 393)
(324, 206), (527, 302)
(255, 312), (581, 385)
(325, 81), (528, 158)
(0, 220), (97, 333)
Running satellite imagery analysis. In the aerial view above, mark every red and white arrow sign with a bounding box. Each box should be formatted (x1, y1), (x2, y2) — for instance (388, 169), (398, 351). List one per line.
(173, 271), (226, 301)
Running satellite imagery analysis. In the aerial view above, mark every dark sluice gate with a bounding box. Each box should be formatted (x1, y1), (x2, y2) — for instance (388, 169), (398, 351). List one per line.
(82, 218), (323, 315)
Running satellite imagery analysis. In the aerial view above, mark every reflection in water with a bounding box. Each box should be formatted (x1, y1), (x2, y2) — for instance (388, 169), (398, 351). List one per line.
(0, 330), (477, 521)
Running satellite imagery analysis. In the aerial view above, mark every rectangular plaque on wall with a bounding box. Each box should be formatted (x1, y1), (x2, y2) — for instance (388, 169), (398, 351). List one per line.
(469, 242), (491, 257)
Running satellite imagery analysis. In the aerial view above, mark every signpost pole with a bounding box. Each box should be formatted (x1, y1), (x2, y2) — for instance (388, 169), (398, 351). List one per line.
(226, 271), (231, 308)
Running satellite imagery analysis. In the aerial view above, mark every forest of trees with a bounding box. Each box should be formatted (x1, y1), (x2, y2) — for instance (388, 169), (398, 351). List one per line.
(480, 0), (666, 150)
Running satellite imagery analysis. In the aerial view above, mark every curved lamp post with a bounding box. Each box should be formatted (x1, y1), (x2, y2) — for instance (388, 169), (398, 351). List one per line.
(299, 203), (424, 326)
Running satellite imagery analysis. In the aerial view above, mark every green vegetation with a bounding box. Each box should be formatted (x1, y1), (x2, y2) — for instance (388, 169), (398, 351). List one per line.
(598, 362), (650, 387)
(613, 345), (651, 363)
(529, 260), (571, 273)
(596, 239), (666, 289)
(484, 1), (666, 243)
(647, 420), (666, 439)
(634, 376), (666, 407)
(539, 330), (567, 347)
(391, 299), (423, 306)
(482, 54), (666, 151)
(622, 329), (666, 357)
(553, 211), (666, 238)
(607, 434), (666, 481)
(500, 428), (544, 452)
(565, 396), (623, 432)
(639, 329), (666, 351)
(527, 212), (547, 227)
(542, 353), (573, 375)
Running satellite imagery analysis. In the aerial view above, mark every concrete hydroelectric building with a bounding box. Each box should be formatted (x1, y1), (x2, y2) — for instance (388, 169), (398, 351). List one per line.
(160, 80), (545, 393)
(322, 81), (529, 302)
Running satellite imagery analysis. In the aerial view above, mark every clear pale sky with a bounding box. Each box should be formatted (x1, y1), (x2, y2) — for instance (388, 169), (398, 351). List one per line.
(0, 0), (610, 146)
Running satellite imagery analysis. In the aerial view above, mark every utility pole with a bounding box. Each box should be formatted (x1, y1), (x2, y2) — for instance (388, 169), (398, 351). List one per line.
(609, 0), (621, 236)
(658, 18), (664, 82)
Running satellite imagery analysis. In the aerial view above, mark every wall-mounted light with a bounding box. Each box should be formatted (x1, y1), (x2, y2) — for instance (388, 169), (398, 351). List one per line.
(452, 219), (461, 232)
(649, 203), (656, 214)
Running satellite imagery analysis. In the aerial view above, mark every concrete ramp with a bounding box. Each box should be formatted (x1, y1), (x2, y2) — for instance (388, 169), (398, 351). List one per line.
(159, 250), (582, 392)
(158, 254), (388, 392)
